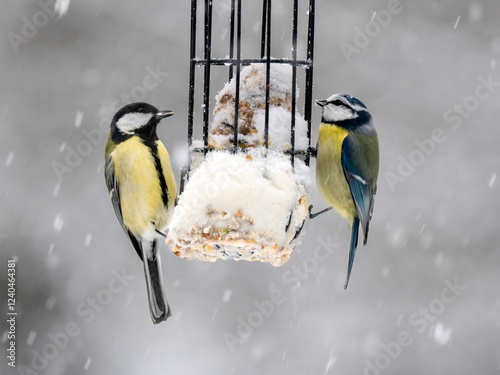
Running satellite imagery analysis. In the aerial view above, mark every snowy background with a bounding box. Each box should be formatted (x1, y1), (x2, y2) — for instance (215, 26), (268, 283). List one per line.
(1, 1), (500, 374)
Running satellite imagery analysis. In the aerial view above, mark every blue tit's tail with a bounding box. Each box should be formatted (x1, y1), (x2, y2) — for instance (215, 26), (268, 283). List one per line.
(344, 217), (360, 289)
(141, 240), (171, 324)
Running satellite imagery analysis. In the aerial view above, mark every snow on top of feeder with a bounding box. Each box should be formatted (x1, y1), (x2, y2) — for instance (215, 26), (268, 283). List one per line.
(253, 106), (308, 150)
(170, 62), (312, 266)
(220, 63), (294, 104)
(166, 149), (311, 266)
(209, 63), (308, 151)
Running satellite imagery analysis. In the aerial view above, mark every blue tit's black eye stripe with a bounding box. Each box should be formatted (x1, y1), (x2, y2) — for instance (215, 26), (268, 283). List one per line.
(334, 110), (372, 130)
(330, 99), (354, 111)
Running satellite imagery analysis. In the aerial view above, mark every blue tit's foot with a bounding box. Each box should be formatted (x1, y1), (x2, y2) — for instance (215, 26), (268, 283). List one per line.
(308, 205), (332, 219)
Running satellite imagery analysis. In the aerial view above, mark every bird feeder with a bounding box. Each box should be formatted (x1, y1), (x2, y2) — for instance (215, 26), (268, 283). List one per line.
(166, 0), (316, 266)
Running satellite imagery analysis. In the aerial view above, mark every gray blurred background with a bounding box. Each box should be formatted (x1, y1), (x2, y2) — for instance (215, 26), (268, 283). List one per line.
(1, 1), (499, 374)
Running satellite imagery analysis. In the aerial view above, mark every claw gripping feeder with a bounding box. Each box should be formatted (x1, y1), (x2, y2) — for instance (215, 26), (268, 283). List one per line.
(166, 0), (317, 266)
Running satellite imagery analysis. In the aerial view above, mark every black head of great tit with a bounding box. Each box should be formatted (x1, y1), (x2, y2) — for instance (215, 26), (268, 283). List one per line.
(104, 102), (177, 324)
(315, 94), (379, 289)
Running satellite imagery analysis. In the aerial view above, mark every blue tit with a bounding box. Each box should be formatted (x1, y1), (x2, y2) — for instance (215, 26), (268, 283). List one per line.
(315, 94), (379, 289)
(104, 102), (177, 324)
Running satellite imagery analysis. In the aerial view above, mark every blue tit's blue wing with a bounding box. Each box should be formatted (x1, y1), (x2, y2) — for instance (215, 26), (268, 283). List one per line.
(341, 135), (374, 244)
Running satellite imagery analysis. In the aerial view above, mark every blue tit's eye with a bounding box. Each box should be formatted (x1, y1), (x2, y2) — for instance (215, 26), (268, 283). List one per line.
(332, 100), (348, 108)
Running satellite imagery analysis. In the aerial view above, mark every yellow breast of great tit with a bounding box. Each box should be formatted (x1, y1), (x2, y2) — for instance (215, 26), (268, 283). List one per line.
(108, 136), (177, 236)
(316, 123), (357, 221)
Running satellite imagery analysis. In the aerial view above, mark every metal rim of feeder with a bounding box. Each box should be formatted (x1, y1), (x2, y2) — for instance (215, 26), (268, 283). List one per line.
(182, 0), (316, 194)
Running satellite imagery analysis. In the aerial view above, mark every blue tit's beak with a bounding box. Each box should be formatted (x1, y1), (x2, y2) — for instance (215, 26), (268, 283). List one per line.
(315, 99), (327, 107)
(156, 110), (174, 119)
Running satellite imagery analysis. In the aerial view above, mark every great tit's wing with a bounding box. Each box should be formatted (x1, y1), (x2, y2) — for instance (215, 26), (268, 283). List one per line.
(341, 135), (374, 244)
(105, 155), (145, 260)
(105, 155), (124, 229)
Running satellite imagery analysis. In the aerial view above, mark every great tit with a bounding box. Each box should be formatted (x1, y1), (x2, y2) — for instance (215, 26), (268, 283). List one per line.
(104, 102), (177, 324)
(315, 94), (379, 289)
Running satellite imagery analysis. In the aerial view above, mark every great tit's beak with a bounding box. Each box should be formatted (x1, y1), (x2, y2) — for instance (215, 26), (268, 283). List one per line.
(156, 110), (174, 119)
(315, 99), (327, 107)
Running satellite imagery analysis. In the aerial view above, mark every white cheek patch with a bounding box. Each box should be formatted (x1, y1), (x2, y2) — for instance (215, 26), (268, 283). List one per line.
(116, 113), (153, 133)
(350, 103), (367, 113)
(323, 104), (357, 122)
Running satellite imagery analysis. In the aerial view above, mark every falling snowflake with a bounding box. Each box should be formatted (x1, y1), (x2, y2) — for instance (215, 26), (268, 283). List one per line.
(489, 174), (496, 187)
(54, 215), (64, 232)
(212, 308), (218, 322)
(55, 0), (71, 17)
(53, 181), (61, 197)
(84, 357), (92, 371)
(5, 151), (14, 166)
(26, 331), (37, 346)
(84, 233), (92, 246)
(45, 295), (57, 311)
(75, 110), (84, 128)
(324, 356), (337, 373)
(433, 321), (453, 346)
(223, 288), (233, 303)
(468, 2), (483, 22)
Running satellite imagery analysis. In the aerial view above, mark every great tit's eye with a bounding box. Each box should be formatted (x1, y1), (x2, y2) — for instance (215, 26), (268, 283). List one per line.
(137, 108), (146, 113)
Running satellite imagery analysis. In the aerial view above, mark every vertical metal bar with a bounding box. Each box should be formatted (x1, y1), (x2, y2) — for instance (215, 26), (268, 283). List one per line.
(264, 0), (271, 150)
(260, 0), (267, 58)
(229, 0), (235, 80)
(187, 0), (197, 182)
(233, 0), (242, 153)
(290, 0), (298, 168)
(304, 0), (315, 165)
(203, 0), (213, 156)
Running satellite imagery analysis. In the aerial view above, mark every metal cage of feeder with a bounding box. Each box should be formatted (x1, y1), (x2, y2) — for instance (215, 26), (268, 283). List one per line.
(180, 0), (316, 193)
(166, 0), (317, 266)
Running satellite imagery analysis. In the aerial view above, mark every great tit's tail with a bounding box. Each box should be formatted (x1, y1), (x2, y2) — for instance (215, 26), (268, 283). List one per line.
(344, 216), (360, 290)
(141, 240), (171, 324)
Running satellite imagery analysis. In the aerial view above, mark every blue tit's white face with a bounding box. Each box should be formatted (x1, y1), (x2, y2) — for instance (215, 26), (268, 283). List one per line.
(318, 94), (368, 123)
(115, 112), (154, 134)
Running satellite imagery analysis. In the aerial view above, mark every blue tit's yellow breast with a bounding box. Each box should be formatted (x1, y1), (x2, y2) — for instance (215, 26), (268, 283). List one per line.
(111, 137), (167, 236)
(316, 123), (356, 220)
